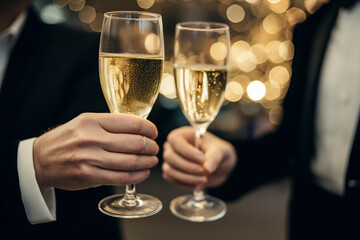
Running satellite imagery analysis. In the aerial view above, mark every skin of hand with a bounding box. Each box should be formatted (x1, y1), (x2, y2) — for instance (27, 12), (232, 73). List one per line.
(33, 113), (159, 191)
(162, 126), (237, 190)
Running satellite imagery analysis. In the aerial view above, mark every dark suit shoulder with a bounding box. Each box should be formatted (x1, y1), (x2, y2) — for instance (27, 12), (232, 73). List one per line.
(45, 23), (100, 50)
(25, 8), (99, 59)
(39, 23), (100, 62)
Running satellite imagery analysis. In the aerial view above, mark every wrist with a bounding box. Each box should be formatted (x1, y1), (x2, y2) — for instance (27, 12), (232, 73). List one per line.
(33, 137), (49, 190)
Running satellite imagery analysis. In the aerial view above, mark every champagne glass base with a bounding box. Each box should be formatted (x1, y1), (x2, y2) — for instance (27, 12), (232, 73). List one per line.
(170, 194), (226, 222)
(99, 193), (162, 219)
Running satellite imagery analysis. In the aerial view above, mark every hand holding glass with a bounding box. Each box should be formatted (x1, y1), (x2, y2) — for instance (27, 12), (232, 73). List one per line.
(171, 22), (230, 222)
(98, 11), (164, 218)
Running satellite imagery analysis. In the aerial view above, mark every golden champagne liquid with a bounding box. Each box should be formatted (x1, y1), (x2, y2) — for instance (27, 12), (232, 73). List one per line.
(99, 53), (163, 118)
(174, 64), (228, 126)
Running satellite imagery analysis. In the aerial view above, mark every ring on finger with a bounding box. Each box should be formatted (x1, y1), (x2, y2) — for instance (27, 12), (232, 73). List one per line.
(138, 136), (146, 154)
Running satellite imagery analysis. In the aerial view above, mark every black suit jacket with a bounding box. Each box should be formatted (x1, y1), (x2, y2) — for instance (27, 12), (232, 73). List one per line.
(0, 9), (121, 240)
(211, 0), (359, 239)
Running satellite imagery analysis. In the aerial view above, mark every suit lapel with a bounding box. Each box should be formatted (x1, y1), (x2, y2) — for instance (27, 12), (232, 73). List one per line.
(299, 3), (340, 159)
(0, 9), (45, 141)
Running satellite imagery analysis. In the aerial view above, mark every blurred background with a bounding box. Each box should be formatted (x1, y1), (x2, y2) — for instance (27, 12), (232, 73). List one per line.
(31, 0), (327, 239)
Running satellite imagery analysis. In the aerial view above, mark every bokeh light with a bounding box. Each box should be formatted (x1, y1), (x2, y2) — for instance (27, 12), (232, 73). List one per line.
(210, 42), (228, 61)
(137, 0), (155, 9)
(49, 0), (327, 129)
(264, 80), (281, 100)
(269, 105), (284, 125)
(52, 0), (69, 8)
(79, 5), (96, 23)
(160, 73), (177, 99)
(144, 33), (161, 54)
(247, 80), (266, 101)
(250, 44), (267, 64)
(263, 13), (285, 34)
(279, 40), (294, 60)
(266, 0), (290, 14)
(226, 4), (245, 23)
(268, 65), (290, 85)
(286, 7), (307, 25)
(89, 13), (104, 32)
(225, 81), (244, 102)
(40, 4), (67, 24)
(68, 0), (85, 11)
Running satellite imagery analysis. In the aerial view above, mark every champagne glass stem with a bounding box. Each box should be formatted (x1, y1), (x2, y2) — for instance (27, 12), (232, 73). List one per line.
(120, 184), (137, 207)
(193, 186), (205, 202)
(193, 127), (206, 203)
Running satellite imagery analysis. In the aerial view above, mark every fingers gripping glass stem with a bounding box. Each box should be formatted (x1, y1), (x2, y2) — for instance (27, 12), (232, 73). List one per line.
(98, 11), (163, 219)
(170, 21), (229, 222)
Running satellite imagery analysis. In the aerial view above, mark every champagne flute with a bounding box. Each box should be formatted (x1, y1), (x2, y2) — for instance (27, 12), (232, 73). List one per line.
(98, 11), (164, 218)
(170, 21), (230, 222)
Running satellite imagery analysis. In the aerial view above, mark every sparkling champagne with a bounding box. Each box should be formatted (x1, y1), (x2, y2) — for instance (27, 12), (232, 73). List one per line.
(174, 64), (228, 126)
(99, 53), (163, 118)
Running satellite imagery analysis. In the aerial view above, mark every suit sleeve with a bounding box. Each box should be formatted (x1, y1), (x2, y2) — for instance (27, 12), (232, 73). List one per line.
(208, 130), (292, 201)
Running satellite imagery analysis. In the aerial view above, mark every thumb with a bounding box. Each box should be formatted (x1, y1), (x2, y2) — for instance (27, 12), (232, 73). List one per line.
(203, 150), (223, 174)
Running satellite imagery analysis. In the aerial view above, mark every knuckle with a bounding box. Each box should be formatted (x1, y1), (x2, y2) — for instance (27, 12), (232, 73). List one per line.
(147, 156), (158, 168)
(131, 118), (142, 132)
(162, 162), (170, 173)
(69, 150), (83, 163)
(167, 131), (176, 142)
(79, 165), (92, 181)
(70, 151), (94, 171)
(162, 172), (169, 181)
(152, 156), (159, 167)
(162, 150), (171, 162)
(77, 113), (92, 125)
(132, 136), (144, 152)
(117, 172), (130, 185)
(73, 131), (100, 150)
(153, 143), (160, 155)
(128, 155), (139, 170)
(72, 163), (92, 185)
(74, 133), (88, 147)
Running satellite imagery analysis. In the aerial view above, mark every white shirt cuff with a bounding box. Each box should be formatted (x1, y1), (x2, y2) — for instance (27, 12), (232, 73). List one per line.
(17, 138), (56, 224)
